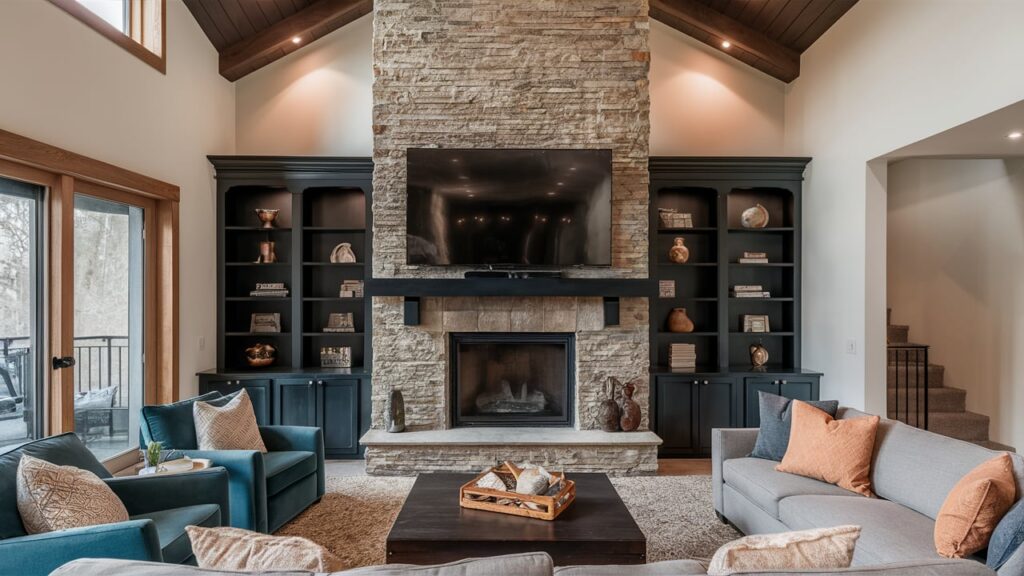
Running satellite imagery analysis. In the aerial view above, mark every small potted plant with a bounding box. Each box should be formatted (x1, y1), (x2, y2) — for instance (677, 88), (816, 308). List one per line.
(141, 441), (164, 475)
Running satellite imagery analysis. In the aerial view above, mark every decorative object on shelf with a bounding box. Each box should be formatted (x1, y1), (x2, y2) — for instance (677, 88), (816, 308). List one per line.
(738, 251), (769, 264)
(250, 282), (288, 297)
(669, 343), (697, 371)
(245, 343), (276, 367)
(658, 279), (675, 299)
(743, 314), (771, 333)
(668, 237), (690, 263)
(460, 461), (575, 521)
(596, 377), (621, 432)
(339, 280), (364, 298)
(255, 208), (280, 229)
(618, 380), (641, 432)
(320, 346), (352, 368)
(750, 342), (769, 367)
(255, 241), (277, 263)
(740, 203), (770, 228)
(330, 242), (357, 263)
(658, 208), (693, 229)
(732, 284), (770, 298)
(386, 389), (405, 433)
(323, 312), (355, 333)
(250, 312), (281, 333)
(141, 441), (163, 474)
(667, 308), (695, 333)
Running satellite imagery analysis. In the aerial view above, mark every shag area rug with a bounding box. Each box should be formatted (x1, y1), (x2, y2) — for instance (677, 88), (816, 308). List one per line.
(277, 474), (739, 569)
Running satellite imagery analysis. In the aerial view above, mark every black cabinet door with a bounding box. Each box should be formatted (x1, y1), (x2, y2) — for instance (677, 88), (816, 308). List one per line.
(274, 379), (318, 427)
(743, 377), (821, 427)
(203, 379), (272, 426)
(655, 377), (697, 456)
(697, 378), (738, 453)
(780, 379), (819, 403)
(318, 378), (359, 456)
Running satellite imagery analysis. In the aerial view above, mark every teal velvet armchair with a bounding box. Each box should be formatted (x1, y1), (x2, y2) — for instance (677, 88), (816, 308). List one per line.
(0, 433), (230, 576)
(139, 392), (325, 533)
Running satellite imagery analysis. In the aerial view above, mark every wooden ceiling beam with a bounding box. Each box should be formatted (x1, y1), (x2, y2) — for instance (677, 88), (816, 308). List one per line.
(650, 0), (801, 83)
(218, 0), (372, 82)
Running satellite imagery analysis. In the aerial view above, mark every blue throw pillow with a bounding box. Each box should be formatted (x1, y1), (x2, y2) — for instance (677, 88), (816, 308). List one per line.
(140, 391), (236, 450)
(988, 497), (1024, 569)
(751, 391), (840, 461)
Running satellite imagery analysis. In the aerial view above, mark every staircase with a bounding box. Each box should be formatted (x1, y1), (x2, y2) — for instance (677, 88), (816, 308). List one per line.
(887, 313), (1015, 452)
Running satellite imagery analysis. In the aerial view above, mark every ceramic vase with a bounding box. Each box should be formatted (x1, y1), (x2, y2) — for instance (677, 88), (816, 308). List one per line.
(387, 389), (406, 433)
(255, 209), (279, 229)
(597, 377), (621, 432)
(668, 237), (690, 263)
(618, 381), (641, 432)
(667, 308), (695, 333)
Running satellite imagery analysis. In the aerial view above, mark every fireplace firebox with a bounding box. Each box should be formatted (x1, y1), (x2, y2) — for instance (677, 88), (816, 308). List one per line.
(450, 333), (574, 427)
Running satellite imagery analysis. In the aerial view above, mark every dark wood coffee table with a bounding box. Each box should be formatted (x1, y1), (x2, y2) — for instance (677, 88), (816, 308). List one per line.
(385, 473), (646, 566)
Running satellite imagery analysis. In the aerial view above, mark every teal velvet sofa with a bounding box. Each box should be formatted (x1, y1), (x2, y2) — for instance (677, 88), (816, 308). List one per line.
(140, 391), (325, 533)
(0, 433), (230, 576)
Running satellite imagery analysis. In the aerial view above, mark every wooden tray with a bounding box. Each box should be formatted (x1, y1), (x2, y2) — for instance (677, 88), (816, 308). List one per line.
(459, 462), (576, 521)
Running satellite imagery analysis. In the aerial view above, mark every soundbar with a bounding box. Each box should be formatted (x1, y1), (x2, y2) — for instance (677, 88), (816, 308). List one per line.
(464, 270), (563, 279)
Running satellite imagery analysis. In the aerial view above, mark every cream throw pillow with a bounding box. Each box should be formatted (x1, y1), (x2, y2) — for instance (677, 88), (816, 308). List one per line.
(186, 525), (345, 571)
(707, 525), (861, 576)
(194, 389), (267, 453)
(16, 454), (129, 534)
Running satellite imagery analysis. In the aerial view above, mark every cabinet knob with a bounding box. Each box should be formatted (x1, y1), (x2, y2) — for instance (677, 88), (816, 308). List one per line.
(692, 380), (699, 386)
(703, 380), (709, 386)
(773, 379), (780, 385)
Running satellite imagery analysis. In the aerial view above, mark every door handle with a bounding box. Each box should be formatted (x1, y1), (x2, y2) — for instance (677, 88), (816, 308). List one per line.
(51, 356), (76, 370)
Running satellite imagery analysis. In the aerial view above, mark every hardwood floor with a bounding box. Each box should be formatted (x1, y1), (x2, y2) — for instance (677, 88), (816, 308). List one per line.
(657, 458), (712, 476)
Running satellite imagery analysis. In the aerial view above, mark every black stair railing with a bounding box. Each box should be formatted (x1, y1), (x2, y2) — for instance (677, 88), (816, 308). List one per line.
(888, 343), (930, 430)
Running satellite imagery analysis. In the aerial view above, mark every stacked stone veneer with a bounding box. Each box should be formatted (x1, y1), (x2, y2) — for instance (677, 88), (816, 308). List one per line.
(369, 0), (653, 474)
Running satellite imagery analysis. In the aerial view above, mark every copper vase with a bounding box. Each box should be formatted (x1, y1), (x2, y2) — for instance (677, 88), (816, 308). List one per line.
(667, 308), (695, 333)
(618, 381), (641, 432)
(668, 237), (690, 263)
(597, 377), (621, 432)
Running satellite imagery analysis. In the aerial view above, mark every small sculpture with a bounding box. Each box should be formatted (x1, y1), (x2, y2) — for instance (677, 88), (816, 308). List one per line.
(387, 389), (405, 433)
(750, 343), (769, 367)
(668, 237), (690, 263)
(667, 308), (695, 333)
(256, 241), (277, 263)
(245, 343), (276, 367)
(330, 242), (357, 263)
(255, 208), (279, 229)
(619, 381), (641, 432)
(741, 203), (770, 228)
(597, 377), (622, 432)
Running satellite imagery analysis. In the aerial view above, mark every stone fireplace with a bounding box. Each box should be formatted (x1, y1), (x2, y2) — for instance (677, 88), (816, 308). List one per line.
(362, 0), (658, 475)
(451, 333), (575, 428)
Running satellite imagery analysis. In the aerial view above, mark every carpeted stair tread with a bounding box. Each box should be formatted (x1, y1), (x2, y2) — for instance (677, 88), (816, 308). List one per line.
(975, 440), (1017, 453)
(886, 386), (966, 413)
(887, 324), (910, 344)
(886, 364), (944, 388)
(926, 411), (991, 442)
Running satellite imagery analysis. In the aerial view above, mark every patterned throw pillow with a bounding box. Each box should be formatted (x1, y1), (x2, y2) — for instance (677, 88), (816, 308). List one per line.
(186, 525), (345, 571)
(707, 525), (860, 575)
(935, 453), (1016, 558)
(193, 389), (267, 453)
(16, 454), (129, 534)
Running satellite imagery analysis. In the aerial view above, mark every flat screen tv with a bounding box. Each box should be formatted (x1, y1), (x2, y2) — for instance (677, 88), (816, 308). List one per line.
(406, 149), (612, 267)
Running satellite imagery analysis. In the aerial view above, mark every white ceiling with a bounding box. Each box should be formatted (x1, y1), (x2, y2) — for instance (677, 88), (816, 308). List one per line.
(887, 99), (1024, 160)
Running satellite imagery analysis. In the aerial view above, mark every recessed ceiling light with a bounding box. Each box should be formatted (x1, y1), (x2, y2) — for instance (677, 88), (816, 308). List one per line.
(721, 40), (731, 49)
(291, 36), (302, 45)
(556, 182), (564, 186)
(1009, 131), (1023, 140)
(547, 191), (556, 196)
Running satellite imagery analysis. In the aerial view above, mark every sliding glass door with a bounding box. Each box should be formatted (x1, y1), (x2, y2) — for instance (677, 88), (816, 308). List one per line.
(0, 178), (43, 449)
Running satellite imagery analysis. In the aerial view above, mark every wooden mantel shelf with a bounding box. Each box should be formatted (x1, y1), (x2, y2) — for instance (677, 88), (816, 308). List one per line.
(365, 277), (656, 298)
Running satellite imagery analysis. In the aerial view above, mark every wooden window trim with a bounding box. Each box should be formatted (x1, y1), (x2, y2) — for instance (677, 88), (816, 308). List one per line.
(0, 129), (180, 439)
(46, 0), (166, 74)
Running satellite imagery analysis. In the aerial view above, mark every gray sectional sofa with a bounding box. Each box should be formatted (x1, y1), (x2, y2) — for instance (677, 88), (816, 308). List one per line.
(713, 407), (1024, 576)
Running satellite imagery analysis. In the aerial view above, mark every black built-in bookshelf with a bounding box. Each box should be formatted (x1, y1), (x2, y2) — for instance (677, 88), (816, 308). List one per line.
(648, 158), (822, 457)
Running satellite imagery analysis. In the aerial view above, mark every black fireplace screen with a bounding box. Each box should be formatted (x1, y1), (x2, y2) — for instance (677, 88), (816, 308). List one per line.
(450, 333), (574, 427)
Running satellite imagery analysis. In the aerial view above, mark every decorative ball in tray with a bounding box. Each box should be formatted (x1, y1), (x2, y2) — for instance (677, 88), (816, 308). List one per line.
(459, 461), (575, 521)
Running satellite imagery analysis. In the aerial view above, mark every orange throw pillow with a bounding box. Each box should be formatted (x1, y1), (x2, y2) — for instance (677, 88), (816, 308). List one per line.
(934, 453), (1016, 558)
(776, 401), (880, 497)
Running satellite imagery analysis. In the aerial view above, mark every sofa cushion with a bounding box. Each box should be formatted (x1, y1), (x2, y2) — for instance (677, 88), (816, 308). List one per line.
(555, 559), (706, 575)
(265, 451), (318, 497)
(707, 525), (860, 575)
(866, 414), (1024, 521)
(131, 503), (221, 564)
(724, 458), (856, 518)
(141, 392), (225, 450)
(16, 455), (129, 534)
(186, 525), (344, 571)
(751, 392), (840, 462)
(778, 495), (940, 566)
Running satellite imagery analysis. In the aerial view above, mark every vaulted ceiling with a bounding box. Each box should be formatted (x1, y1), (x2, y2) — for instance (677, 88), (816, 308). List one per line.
(185, 0), (856, 83)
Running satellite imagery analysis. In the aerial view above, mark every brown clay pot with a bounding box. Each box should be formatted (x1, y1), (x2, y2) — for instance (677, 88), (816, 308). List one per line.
(667, 308), (695, 333)
(596, 377), (621, 432)
(668, 237), (690, 263)
(619, 381), (641, 432)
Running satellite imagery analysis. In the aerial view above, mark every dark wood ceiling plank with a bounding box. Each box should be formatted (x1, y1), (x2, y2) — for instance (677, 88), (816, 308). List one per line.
(183, 0), (229, 50)
(766, 0), (812, 40)
(737, 0), (769, 24)
(256, 0), (284, 22)
(236, 0), (273, 34)
(219, 0), (372, 81)
(778, 0), (832, 46)
(792, 0), (857, 51)
(751, 0), (789, 30)
(273, 0), (299, 18)
(650, 0), (800, 82)
(721, 0), (751, 19)
(202, 0), (244, 47)
(218, 0), (257, 38)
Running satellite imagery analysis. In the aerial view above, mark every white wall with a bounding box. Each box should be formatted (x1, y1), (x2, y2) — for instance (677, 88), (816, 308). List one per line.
(0, 0), (235, 398)
(888, 158), (1024, 450)
(784, 0), (1024, 410)
(234, 16), (786, 157)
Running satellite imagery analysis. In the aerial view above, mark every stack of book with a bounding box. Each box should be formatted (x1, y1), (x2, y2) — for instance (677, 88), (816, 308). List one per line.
(738, 251), (769, 264)
(339, 280), (364, 298)
(732, 284), (770, 298)
(250, 282), (289, 297)
(669, 343), (697, 371)
(658, 208), (693, 229)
